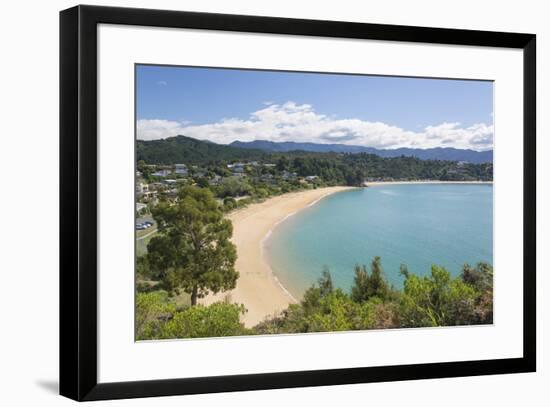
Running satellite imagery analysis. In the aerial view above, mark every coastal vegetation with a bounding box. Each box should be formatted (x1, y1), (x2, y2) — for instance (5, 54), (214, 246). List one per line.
(137, 136), (493, 191)
(137, 135), (269, 165)
(254, 259), (492, 334)
(141, 186), (238, 306)
(136, 185), (493, 340)
(135, 136), (493, 340)
(136, 254), (493, 340)
(136, 136), (492, 221)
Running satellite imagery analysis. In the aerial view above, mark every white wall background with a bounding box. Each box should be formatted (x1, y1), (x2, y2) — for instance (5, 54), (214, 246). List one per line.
(0, 0), (546, 405)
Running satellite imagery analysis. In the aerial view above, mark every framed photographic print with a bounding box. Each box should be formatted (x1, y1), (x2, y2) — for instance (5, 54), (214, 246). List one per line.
(59, 5), (536, 401)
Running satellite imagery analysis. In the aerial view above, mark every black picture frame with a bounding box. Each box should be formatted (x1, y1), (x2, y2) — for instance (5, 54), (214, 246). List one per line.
(60, 4), (536, 401)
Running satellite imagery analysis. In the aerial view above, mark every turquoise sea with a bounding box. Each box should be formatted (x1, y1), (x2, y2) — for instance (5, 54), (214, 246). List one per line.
(264, 184), (493, 299)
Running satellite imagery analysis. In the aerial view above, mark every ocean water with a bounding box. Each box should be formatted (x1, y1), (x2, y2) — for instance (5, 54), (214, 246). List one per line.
(264, 184), (493, 298)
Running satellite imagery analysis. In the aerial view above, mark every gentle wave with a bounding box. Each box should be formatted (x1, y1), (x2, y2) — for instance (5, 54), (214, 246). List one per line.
(266, 184), (493, 295)
(260, 191), (345, 303)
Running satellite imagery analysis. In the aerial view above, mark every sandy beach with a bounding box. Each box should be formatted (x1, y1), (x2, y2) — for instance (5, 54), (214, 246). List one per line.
(200, 180), (490, 327)
(200, 186), (355, 327)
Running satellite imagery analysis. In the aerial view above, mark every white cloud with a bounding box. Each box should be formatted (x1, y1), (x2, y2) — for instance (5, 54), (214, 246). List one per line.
(137, 102), (493, 151)
(157, 80), (167, 86)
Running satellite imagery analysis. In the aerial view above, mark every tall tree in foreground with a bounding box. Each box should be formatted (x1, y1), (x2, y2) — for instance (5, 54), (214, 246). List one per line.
(351, 256), (390, 302)
(147, 186), (238, 305)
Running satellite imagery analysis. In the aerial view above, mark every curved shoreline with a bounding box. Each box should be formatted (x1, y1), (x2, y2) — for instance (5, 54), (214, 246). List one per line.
(200, 186), (355, 327)
(260, 214), (300, 304)
(200, 181), (491, 327)
(260, 189), (353, 303)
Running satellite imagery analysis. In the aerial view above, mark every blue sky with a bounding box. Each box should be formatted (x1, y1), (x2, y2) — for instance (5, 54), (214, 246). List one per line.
(136, 65), (494, 151)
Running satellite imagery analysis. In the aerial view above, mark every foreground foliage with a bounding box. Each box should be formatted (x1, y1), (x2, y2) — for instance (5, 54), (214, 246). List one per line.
(254, 260), (492, 335)
(136, 291), (248, 340)
(136, 258), (493, 340)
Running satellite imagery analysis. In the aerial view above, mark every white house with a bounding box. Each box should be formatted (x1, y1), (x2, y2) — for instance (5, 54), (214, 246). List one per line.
(152, 169), (171, 177)
(175, 164), (188, 175)
(136, 182), (149, 195)
(227, 162), (245, 173)
(282, 170), (297, 180)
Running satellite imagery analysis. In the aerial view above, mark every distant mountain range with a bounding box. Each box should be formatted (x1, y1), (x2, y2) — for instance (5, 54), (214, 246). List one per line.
(230, 140), (493, 164)
(136, 135), (493, 165)
(137, 135), (268, 165)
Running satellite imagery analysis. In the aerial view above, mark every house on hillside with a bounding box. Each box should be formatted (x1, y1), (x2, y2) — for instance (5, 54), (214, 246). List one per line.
(152, 169), (171, 177)
(209, 175), (222, 186)
(136, 182), (149, 198)
(281, 170), (297, 180)
(175, 163), (188, 175)
(227, 162), (245, 173)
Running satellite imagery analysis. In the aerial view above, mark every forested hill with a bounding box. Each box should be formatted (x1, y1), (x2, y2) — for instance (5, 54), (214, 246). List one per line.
(230, 140), (493, 164)
(136, 135), (267, 165)
(137, 135), (493, 165)
(136, 135), (493, 182)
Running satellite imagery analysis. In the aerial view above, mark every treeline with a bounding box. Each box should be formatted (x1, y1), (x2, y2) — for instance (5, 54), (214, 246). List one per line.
(137, 136), (493, 185)
(277, 153), (493, 185)
(136, 257), (493, 340)
(136, 135), (267, 165)
(255, 259), (493, 334)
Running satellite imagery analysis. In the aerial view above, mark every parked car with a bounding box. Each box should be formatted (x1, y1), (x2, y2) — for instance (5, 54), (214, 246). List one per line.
(136, 220), (154, 230)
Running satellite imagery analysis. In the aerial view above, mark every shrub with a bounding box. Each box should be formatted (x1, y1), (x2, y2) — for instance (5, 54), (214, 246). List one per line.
(161, 302), (248, 339)
(136, 291), (176, 340)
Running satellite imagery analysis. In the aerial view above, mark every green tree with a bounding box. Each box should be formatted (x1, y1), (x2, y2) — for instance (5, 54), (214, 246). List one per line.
(351, 256), (390, 302)
(136, 255), (151, 280)
(216, 176), (252, 198)
(196, 177), (210, 188)
(147, 186), (238, 305)
(161, 302), (247, 338)
(222, 196), (237, 211)
(253, 258), (492, 335)
(136, 291), (176, 340)
(351, 264), (369, 302)
(460, 262), (493, 324)
(137, 159), (152, 179)
(254, 188), (269, 199)
(305, 290), (356, 332)
(299, 268), (334, 315)
(276, 156), (289, 171)
(461, 262), (493, 291)
(318, 267), (334, 297)
(399, 265), (479, 327)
